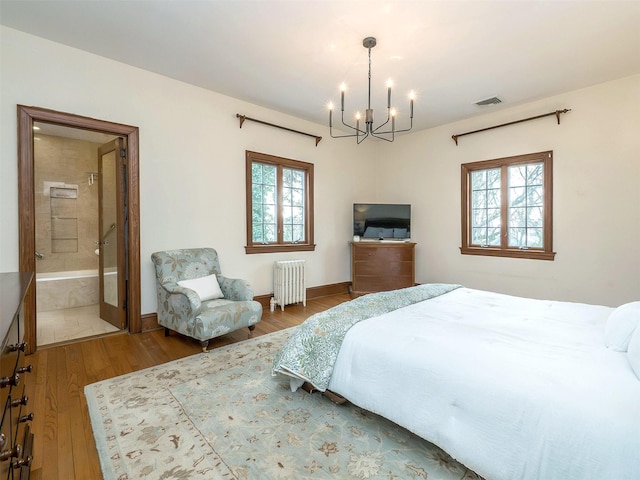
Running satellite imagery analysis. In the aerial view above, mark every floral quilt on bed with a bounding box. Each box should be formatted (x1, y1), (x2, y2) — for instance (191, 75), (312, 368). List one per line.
(272, 283), (461, 391)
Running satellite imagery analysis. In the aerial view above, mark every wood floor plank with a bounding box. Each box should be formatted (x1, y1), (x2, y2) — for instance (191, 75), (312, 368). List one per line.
(26, 294), (349, 479)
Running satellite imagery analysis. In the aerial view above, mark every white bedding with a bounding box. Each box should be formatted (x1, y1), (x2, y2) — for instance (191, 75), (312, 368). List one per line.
(327, 288), (640, 480)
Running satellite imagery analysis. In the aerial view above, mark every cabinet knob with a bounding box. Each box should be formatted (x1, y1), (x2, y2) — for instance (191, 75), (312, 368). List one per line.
(10, 395), (28, 408)
(0, 444), (21, 462)
(0, 373), (20, 389)
(18, 413), (34, 423)
(16, 365), (32, 374)
(7, 342), (27, 353)
(12, 455), (32, 469)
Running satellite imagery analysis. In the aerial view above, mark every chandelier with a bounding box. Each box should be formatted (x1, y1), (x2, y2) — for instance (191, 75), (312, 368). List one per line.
(329, 37), (415, 143)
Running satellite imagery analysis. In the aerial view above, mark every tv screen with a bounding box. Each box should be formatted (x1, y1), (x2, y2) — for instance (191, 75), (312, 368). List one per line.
(353, 203), (411, 240)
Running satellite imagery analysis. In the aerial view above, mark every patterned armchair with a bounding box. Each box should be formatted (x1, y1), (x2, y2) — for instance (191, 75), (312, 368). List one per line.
(151, 248), (262, 351)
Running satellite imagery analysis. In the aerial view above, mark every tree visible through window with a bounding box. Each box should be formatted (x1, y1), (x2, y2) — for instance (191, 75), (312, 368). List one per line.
(461, 151), (555, 260)
(245, 151), (315, 254)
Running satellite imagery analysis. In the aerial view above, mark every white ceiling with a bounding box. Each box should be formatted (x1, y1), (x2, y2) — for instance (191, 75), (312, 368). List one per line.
(2, 0), (639, 133)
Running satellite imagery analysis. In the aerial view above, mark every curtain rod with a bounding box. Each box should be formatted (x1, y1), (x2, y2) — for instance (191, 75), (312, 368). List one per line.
(236, 114), (322, 146)
(451, 109), (571, 145)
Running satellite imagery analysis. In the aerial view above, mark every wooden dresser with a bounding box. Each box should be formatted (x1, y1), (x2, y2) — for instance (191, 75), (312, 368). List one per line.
(351, 242), (416, 296)
(1, 272), (34, 480)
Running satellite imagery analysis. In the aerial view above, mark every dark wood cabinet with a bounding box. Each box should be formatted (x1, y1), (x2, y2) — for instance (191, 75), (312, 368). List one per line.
(351, 242), (416, 295)
(1, 272), (34, 480)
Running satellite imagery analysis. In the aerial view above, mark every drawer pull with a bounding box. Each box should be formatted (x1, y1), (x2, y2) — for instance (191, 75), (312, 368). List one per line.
(10, 396), (28, 408)
(0, 444), (21, 462)
(18, 413), (34, 423)
(7, 342), (27, 353)
(11, 455), (32, 469)
(0, 373), (20, 388)
(16, 365), (32, 374)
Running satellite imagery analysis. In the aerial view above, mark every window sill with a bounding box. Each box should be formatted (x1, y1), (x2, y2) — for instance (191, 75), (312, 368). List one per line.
(245, 244), (316, 254)
(460, 246), (556, 261)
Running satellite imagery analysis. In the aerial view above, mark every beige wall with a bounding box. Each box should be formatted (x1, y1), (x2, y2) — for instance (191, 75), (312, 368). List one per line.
(376, 75), (640, 306)
(34, 134), (101, 273)
(1, 26), (638, 312)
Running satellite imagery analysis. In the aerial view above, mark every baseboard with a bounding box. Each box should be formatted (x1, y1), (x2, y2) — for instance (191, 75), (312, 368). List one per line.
(140, 281), (352, 332)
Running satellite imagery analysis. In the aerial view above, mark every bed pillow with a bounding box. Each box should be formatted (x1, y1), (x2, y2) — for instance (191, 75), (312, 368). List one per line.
(604, 301), (640, 351)
(177, 274), (224, 301)
(627, 325), (640, 381)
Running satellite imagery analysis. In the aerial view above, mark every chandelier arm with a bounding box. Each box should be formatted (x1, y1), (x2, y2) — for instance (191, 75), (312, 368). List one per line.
(340, 111), (367, 135)
(371, 116), (391, 134)
(370, 131), (394, 142)
(356, 132), (370, 144)
(374, 117), (414, 135)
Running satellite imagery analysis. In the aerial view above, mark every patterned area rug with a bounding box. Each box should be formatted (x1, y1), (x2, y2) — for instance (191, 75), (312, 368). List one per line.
(85, 329), (482, 480)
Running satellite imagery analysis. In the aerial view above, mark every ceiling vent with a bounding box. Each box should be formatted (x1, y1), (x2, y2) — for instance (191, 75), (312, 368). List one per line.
(474, 96), (502, 106)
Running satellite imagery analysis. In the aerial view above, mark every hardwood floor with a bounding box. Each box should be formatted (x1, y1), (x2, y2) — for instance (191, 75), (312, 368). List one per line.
(26, 294), (351, 480)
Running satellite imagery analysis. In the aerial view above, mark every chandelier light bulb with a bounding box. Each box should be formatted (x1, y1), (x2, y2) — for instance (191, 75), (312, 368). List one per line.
(328, 102), (334, 111)
(355, 112), (362, 120)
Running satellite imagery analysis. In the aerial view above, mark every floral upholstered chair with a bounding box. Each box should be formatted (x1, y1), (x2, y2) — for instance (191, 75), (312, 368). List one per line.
(151, 248), (262, 351)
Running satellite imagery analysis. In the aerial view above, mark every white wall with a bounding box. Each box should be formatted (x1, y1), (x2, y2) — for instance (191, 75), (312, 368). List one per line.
(2, 26), (637, 314)
(0, 27), (377, 314)
(376, 75), (640, 306)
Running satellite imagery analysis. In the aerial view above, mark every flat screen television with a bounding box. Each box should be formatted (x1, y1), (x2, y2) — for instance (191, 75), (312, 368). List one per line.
(353, 203), (411, 240)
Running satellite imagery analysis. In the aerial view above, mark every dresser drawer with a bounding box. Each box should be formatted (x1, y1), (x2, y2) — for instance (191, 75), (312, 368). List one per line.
(353, 245), (414, 262)
(354, 261), (413, 277)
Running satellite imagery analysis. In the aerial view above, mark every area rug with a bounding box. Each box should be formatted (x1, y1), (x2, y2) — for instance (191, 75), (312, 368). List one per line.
(85, 328), (482, 480)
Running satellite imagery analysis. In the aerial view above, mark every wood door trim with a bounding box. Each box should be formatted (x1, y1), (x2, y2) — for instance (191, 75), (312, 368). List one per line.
(17, 105), (142, 354)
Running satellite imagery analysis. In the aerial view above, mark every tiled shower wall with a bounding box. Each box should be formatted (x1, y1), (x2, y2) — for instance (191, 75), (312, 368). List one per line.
(34, 134), (101, 273)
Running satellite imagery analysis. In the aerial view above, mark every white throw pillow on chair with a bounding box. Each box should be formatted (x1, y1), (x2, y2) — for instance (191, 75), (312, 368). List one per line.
(178, 274), (224, 301)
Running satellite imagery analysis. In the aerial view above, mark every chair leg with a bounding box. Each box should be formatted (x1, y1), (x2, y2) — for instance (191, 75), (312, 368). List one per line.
(200, 340), (209, 353)
(164, 327), (170, 337)
(248, 325), (256, 338)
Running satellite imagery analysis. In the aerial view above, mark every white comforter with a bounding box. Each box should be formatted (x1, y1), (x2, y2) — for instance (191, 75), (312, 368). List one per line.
(327, 288), (640, 480)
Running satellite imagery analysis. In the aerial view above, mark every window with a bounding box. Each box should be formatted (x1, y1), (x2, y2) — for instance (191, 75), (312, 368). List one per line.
(245, 151), (315, 254)
(461, 151), (555, 260)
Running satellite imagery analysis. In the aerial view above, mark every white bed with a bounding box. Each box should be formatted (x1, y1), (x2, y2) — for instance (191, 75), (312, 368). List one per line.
(276, 286), (640, 480)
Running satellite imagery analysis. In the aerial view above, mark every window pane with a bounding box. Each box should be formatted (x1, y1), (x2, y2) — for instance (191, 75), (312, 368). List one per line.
(252, 204), (262, 223)
(291, 188), (303, 207)
(509, 186), (526, 207)
(527, 206), (543, 227)
(293, 225), (304, 242)
(264, 224), (276, 242)
(283, 168), (292, 187)
(527, 163), (543, 186)
(252, 163), (262, 184)
(283, 224), (292, 242)
(527, 186), (543, 206)
(509, 165), (526, 187)
(487, 208), (501, 227)
(472, 227), (486, 244)
(252, 223), (263, 243)
(472, 190), (486, 209)
(486, 169), (500, 189)
(471, 170), (486, 190)
(527, 228), (543, 247)
(487, 189), (500, 208)
(487, 227), (501, 246)
(472, 209), (486, 227)
(508, 228), (526, 247)
(262, 185), (276, 204)
(509, 207), (526, 227)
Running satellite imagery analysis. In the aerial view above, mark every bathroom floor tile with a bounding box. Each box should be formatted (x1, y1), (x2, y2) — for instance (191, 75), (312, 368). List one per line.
(38, 304), (120, 346)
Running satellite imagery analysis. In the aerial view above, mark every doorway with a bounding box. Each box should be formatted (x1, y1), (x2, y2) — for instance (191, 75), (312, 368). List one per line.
(18, 106), (141, 354)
